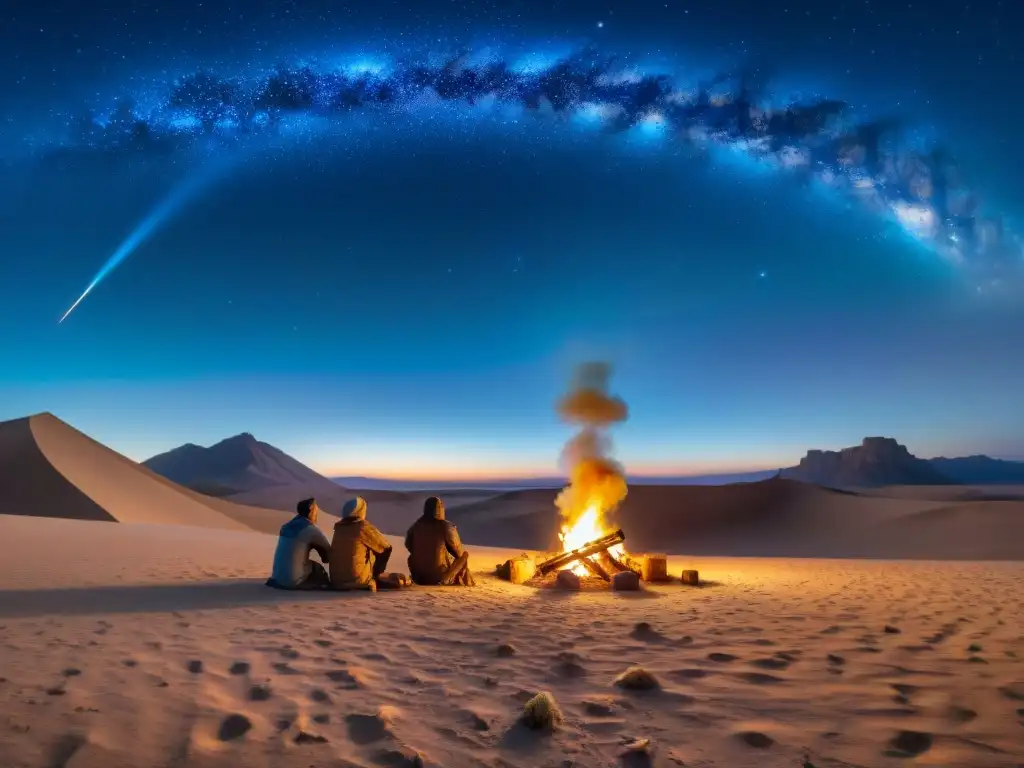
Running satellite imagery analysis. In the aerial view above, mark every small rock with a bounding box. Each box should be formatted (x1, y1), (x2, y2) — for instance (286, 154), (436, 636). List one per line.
(555, 570), (581, 591)
(621, 737), (654, 765)
(496, 643), (516, 658)
(520, 691), (563, 730)
(612, 571), (641, 591)
(883, 625), (901, 635)
(229, 661), (250, 675)
(583, 699), (615, 716)
(187, 660), (203, 674)
(614, 666), (660, 691)
(967, 643), (982, 653)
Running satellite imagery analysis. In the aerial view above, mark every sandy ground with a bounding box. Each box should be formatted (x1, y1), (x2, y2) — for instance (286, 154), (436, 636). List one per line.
(1, 515), (1022, 768)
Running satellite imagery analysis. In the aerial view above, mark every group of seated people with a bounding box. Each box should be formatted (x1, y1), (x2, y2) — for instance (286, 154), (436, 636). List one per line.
(268, 495), (475, 591)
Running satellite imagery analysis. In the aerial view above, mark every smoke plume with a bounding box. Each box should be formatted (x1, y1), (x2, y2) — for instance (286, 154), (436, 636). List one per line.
(554, 362), (629, 532)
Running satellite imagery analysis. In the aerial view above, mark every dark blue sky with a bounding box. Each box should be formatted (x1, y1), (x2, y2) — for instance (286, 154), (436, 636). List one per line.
(1, 0), (1021, 478)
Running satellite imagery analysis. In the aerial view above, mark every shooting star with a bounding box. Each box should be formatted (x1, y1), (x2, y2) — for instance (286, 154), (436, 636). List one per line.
(59, 164), (228, 324)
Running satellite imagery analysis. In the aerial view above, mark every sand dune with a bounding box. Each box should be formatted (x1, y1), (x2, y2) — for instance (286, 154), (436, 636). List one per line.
(449, 479), (1024, 560)
(0, 414), (317, 535)
(1, 514), (1022, 768)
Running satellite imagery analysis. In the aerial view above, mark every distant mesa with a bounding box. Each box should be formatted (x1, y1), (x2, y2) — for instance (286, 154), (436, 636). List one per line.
(781, 437), (953, 487)
(781, 436), (1024, 488)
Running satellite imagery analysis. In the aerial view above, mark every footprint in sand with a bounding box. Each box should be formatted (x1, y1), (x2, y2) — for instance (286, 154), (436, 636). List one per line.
(555, 651), (587, 678)
(217, 714), (252, 742)
(947, 705), (977, 723)
(735, 672), (785, 685)
(248, 684), (272, 702)
(48, 732), (87, 767)
(750, 657), (790, 671)
(309, 688), (332, 704)
(669, 668), (711, 680)
(707, 652), (738, 663)
(998, 683), (1024, 702)
(345, 712), (392, 745)
(326, 668), (367, 689)
(886, 730), (932, 758)
(736, 731), (774, 749)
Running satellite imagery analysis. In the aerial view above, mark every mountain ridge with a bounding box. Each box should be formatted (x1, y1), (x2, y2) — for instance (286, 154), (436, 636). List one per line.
(145, 432), (1024, 495)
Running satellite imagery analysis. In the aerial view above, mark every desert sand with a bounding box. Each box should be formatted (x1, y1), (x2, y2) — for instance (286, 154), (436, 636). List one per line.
(1, 516), (1023, 768)
(1, 412), (1024, 767)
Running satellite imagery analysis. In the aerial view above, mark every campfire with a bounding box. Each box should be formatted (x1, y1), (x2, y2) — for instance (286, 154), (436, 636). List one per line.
(496, 362), (683, 589)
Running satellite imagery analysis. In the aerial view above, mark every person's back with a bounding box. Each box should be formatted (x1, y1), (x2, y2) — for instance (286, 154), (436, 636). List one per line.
(270, 499), (331, 589)
(329, 496), (393, 589)
(405, 496), (467, 586)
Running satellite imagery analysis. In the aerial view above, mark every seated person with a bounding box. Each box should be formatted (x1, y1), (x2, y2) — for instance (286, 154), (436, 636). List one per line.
(329, 496), (393, 591)
(405, 496), (475, 586)
(267, 498), (331, 590)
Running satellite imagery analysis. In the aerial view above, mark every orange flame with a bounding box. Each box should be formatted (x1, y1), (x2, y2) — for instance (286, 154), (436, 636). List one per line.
(554, 364), (629, 576)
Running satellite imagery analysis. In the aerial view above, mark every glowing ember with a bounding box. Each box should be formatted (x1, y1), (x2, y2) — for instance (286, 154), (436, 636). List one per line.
(554, 363), (630, 577)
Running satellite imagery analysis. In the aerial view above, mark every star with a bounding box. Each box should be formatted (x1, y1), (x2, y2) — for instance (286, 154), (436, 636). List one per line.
(597, 21), (605, 29)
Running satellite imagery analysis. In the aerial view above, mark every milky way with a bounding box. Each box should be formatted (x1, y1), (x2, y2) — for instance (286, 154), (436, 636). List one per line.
(22, 45), (1023, 291)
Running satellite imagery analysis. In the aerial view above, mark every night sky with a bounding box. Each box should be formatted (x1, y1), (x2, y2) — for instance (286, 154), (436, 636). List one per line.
(1, 0), (1022, 479)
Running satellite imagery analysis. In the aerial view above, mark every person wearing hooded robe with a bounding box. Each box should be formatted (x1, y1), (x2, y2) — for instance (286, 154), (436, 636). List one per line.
(267, 497), (332, 590)
(405, 496), (475, 586)
(329, 496), (393, 591)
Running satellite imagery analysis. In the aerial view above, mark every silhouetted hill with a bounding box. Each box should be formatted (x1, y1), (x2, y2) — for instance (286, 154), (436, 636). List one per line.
(781, 437), (954, 487)
(444, 476), (1024, 559)
(144, 433), (343, 499)
(929, 455), (1024, 484)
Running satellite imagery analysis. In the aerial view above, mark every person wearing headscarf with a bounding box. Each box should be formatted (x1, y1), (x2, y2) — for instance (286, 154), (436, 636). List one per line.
(329, 496), (393, 591)
(404, 496), (475, 586)
(267, 497), (331, 589)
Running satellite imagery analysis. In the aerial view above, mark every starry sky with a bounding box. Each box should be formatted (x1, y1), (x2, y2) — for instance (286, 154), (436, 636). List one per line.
(1, 0), (1022, 480)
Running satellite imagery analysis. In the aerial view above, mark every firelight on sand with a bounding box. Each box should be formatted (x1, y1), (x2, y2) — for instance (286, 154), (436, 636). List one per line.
(555, 363), (631, 576)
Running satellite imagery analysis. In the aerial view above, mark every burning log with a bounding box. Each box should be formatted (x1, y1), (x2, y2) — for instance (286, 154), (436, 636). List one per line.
(579, 556), (611, 581)
(595, 550), (627, 575)
(681, 569), (700, 586)
(536, 529), (626, 576)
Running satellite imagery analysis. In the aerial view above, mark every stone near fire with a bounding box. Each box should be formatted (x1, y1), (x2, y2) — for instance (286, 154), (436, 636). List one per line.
(509, 554), (537, 585)
(640, 555), (669, 582)
(520, 691), (563, 731)
(495, 554), (537, 584)
(681, 569), (700, 586)
(612, 571), (641, 591)
(555, 570), (581, 591)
